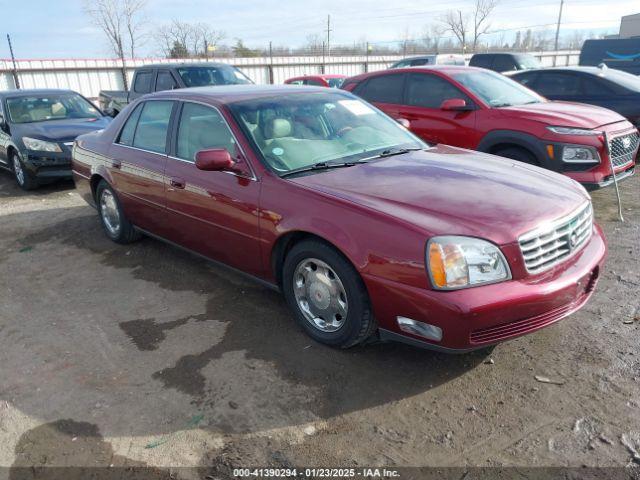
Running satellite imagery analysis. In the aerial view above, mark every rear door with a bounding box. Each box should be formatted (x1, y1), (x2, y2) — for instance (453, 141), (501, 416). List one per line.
(108, 99), (176, 235)
(395, 72), (478, 148)
(163, 101), (262, 276)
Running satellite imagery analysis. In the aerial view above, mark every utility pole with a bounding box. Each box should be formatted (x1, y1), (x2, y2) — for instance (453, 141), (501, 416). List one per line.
(553, 0), (564, 65)
(6, 34), (20, 89)
(268, 41), (274, 84)
(325, 15), (332, 57)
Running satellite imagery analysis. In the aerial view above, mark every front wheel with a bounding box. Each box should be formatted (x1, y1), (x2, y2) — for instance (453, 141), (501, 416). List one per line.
(493, 146), (539, 166)
(96, 180), (141, 244)
(282, 240), (376, 348)
(12, 152), (39, 190)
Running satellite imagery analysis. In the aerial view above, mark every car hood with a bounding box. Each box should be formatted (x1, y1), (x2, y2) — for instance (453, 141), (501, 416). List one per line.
(499, 101), (626, 129)
(12, 117), (112, 143)
(289, 146), (590, 245)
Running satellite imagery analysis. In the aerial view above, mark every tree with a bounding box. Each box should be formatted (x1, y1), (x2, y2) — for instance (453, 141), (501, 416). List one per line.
(155, 20), (225, 58)
(471, 0), (498, 52)
(441, 0), (498, 53)
(232, 39), (259, 57)
(83, 0), (147, 59)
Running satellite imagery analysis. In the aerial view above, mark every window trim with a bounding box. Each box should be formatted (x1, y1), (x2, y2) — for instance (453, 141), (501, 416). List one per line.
(168, 100), (257, 181)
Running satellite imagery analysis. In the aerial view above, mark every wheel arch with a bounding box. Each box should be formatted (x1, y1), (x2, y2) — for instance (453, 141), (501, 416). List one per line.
(477, 130), (552, 169)
(270, 230), (359, 289)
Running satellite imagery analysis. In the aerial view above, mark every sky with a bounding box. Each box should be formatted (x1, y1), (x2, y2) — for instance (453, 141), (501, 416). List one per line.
(0, 0), (638, 59)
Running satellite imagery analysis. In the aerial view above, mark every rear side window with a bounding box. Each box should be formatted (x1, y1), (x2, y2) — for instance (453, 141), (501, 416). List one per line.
(133, 71), (154, 94)
(357, 74), (405, 104)
(581, 76), (614, 95)
(156, 71), (177, 92)
(117, 103), (144, 146)
(132, 101), (174, 153)
(536, 72), (580, 95)
(406, 73), (471, 108)
(306, 79), (325, 86)
(493, 56), (517, 72)
(410, 58), (429, 66)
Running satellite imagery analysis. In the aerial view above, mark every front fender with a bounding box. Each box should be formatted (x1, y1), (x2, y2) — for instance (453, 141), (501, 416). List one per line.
(477, 130), (553, 170)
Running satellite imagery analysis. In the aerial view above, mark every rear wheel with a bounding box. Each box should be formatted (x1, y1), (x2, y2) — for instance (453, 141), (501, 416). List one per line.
(96, 180), (141, 244)
(282, 240), (376, 348)
(12, 152), (39, 190)
(493, 146), (539, 166)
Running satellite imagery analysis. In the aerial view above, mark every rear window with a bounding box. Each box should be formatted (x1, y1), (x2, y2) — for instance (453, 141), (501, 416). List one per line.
(357, 74), (405, 104)
(177, 66), (252, 87)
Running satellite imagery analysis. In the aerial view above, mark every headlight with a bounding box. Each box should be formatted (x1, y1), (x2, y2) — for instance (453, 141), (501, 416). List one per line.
(22, 137), (62, 152)
(427, 236), (511, 290)
(562, 146), (600, 163)
(547, 126), (598, 136)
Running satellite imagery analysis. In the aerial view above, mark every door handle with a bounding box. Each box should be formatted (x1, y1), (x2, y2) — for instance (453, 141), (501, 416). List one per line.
(112, 160), (121, 169)
(169, 177), (185, 189)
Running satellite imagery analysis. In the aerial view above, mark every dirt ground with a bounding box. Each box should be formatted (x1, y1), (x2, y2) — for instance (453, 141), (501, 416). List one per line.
(0, 168), (639, 479)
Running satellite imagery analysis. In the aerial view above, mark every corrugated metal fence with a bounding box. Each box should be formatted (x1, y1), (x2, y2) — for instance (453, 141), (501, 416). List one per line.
(0, 51), (580, 100)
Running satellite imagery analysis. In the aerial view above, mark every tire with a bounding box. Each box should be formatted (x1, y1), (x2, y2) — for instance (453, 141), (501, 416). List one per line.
(282, 239), (376, 348)
(493, 146), (539, 166)
(11, 152), (39, 190)
(95, 180), (141, 244)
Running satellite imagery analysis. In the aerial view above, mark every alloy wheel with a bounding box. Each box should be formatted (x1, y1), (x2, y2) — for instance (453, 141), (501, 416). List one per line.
(100, 189), (121, 236)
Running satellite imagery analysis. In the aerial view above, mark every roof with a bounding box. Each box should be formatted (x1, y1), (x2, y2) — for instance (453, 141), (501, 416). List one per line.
(510, 66), (614, 75)
(345, 65), (483, 83)
(146, 84), (345, 104)
(471, 52), (534, 57)
(135, 62), (233, 69)
(0, 88), (77, 98)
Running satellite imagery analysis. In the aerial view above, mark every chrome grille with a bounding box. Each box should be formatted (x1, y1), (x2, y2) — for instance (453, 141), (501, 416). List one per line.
(609, 131), (639, 168)
(519, 203), (593, 274)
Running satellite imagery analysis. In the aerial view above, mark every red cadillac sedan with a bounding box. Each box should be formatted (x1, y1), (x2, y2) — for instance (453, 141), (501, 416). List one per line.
(72, 85), (606, 352)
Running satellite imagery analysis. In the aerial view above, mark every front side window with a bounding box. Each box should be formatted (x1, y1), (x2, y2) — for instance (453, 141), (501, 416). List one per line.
(515, 55), (541, 69)
(406, 73), (471, 108)
(131, 101), (174, 153)
(177, 66), (252, 87)
(6, 93), (102, 124)
(176, 103), (237, 161)
(452, 70), (544, 107)
(306, 79), (325, 86)
(230, 92), (425, 174)
(493, 55), (517, 72)
(156, 71), (177, 92)
(133, 71), (154, 94)
(357, 74), (405, 104)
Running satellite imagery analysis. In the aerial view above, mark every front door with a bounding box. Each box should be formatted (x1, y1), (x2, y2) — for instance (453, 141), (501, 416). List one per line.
(397, 73), (478, 148)
(163, 102), (263, 277)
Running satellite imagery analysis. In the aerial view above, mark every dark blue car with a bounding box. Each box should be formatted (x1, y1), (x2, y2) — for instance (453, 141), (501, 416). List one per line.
(0, 89), (111, 190)
(509, 66), (640, 128)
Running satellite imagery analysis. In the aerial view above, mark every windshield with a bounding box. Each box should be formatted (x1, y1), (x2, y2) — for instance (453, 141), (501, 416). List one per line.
(516, 55), (541, 69)
(6, 93), (102, 124)
(452, 69), (544, 107)
(229, 92), (425, 175)
(327, 78), (345, 88)
(177, 66), (253, 87)
(604, 69), (640, 93)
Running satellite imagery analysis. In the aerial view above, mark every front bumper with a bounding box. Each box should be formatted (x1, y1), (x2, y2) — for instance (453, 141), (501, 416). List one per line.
(363, 224), (607, 352)
(22, 148), (73, 179)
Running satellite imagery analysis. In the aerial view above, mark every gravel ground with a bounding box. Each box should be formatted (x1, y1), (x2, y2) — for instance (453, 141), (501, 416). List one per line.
(0, 169), (639, 479)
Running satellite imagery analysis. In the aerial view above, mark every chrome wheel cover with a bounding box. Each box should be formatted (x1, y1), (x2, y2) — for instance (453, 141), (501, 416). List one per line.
(100, 189), (121, 236)
(13, 155), (24, 185)
(293, 258), (348, 333)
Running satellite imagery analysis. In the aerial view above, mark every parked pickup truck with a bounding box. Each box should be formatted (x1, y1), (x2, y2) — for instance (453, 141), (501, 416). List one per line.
(98, 62), (253, 116)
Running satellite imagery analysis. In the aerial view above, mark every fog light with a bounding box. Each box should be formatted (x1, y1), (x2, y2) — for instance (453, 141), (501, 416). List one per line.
(397, 316), (443, 341)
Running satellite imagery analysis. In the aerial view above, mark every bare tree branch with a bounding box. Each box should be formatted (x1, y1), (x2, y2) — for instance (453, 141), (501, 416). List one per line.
(83, 0), (146, 58)
(441, 10), (468, 51)
(472, 0), (498, 52)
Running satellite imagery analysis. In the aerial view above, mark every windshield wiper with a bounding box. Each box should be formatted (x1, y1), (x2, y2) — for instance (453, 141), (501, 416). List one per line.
(367, 147), (423, 160)
(280, 161), (358, 178)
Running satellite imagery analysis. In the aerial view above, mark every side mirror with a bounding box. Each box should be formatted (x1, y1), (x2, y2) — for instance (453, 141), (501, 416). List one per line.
(195, 148), (236, 172)
(396, 118), (411, 129)
(440, 98), (473, 111)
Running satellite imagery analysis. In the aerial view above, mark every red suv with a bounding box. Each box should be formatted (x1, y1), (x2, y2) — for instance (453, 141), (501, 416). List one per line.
(343, 66), (638, 189)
